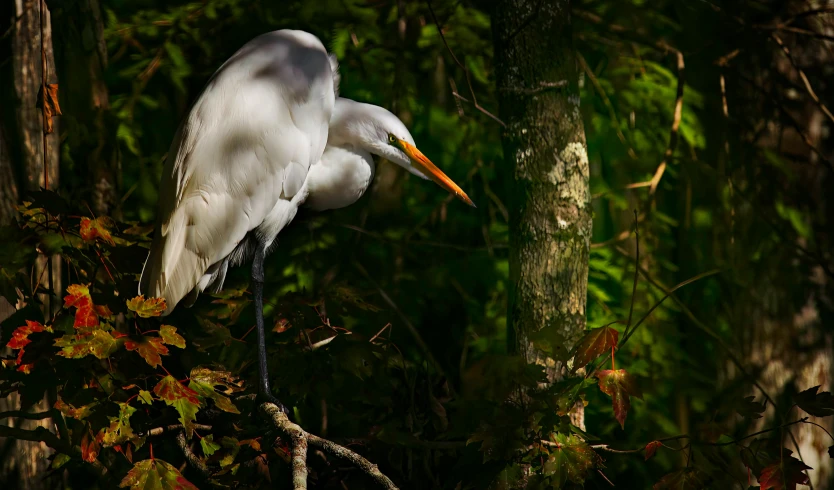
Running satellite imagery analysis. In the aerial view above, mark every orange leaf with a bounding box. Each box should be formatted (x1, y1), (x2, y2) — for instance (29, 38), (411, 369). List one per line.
(63, 284), (106, 329)
(572, 326), (619, 371)
(81, 429), (101, 463)
(119, 458), (198, 489)
(125, 337), (169, 368)
(126, 295), (167, 318)
(6, 320), (49, 374)
(597, 369), (642, 429)
(80, 217), (115, 246)
(36, 83), (62, 134)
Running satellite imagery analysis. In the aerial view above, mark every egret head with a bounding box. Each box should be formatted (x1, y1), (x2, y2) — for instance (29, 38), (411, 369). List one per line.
(331, 98), (476, 207)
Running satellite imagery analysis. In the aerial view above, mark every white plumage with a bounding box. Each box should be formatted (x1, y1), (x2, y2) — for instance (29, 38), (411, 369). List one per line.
(140, 29), (475, 316)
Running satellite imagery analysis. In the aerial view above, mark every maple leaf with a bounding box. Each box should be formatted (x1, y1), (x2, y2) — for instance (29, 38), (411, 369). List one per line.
(81, 428), (102, 463)
(63, 284), (109, 329)
(541, 433), (597, 487)
(126, 295), (167, 318)
(188, 367), (244, 414)
(125, 337), (169, 368)
(759, 453), (812, 490)
(653, 468), (706, 489)
(795, 385), (834, 417)
(119, 458), (198, 490)
(138, 390), (153, 405)
(645, 440), (662, 461)
(101, 402), (137, 446)
(79, 217), (115, 246)
(597, 369), (643, 429)
(159, 325), (186, 348)
(6, 320), (50, 373)
(736, 395), (766, 419)
(55, 330), (118, 359)
(201, 434), (221, 456)
(54, 399), (94, 420)
(153, 375), (201, 438)
(36, 83), (62, 133)
(572, 326), (619, 371)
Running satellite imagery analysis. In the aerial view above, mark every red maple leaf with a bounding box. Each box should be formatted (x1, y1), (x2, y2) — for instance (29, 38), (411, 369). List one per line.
(6, 320), (49, 373)
(645, 441), (662, 461)
(125, 337), (169, 368)
(572, 326), (619, 371)
(79, 217), (115, 246)
(759, 453), (812, 490)
(63, 284), (106, 330)
(597, 369), (643, 429)
(153, 376), (201, 438)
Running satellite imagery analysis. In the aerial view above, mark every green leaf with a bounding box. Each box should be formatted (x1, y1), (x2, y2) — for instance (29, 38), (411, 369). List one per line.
(101, 402), (136, 446)
(153, 376), (201, 438)
(159, 325), (185, 348)
(200, 434), (220, 456)
(542, 433), (597, 487)
(138, 390), (153, 405)
(119, 458), (198, 489)
(187, 367), (244, 414)
(55, 329), (118, 360)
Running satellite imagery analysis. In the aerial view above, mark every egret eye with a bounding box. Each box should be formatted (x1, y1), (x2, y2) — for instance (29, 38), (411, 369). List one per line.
(388, 134), (397, 145)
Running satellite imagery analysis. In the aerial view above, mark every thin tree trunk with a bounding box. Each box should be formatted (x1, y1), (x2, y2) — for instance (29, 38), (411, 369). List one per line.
(0, 2), (59, 488)
(492, 0), (591, 400)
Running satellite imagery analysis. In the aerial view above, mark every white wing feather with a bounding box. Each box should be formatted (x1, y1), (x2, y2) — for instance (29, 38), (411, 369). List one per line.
(139, 30), (334, 314)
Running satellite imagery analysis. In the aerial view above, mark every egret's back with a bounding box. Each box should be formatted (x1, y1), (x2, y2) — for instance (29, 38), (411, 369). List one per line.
(139, 30), (335, 314)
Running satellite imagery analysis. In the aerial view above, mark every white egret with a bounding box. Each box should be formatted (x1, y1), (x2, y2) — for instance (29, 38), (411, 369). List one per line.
(139, 29), (474, 410)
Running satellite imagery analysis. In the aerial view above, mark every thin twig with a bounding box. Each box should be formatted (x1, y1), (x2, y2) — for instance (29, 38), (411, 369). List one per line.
(771, 34), (834, 126)
(140, 423), (213, 437)
(425, 0), (505, 127)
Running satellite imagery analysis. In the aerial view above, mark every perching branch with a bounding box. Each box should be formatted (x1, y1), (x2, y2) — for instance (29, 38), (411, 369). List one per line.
(176, 431), (210, 478)
(260, 402), (398, 490)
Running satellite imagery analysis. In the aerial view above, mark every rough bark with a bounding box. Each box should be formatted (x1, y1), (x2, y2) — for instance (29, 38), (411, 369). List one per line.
(492, 0), (591, 390)
(0, 2), (59, 488)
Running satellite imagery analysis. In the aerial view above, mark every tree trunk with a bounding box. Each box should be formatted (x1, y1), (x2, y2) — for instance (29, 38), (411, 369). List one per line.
(0, 1), (59, 488)
(492, 0), (591, 392)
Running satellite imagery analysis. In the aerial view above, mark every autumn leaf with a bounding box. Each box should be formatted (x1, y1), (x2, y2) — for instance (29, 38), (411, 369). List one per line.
(572, 326), (619, 372)
(6, 320), (51, 373)
(795, 385), (834, 417)
(153, 375), (201, 438)
(63, 284), (111, 329)
(645, 440), (662, 461)
(81, 428), (102, 463)
(759, 453), (812, 490)
(54, 399), (94, 420)
(125, 337), (169, 368)
(126, 295), (166, 318)
(36, 83), (62, 134)
(138, 390), (153, 405)
(101, 403), (137, 446)
(188, 367), (244, 414)
(55, 330), (118, 359)
(119, 458), (198, 490)
(541, 433), (597, 487)
(653, 468), (706, 489)
(597, 369), (643, 429)
(159, 325), (185, 348)
(80, 217), (115, 246)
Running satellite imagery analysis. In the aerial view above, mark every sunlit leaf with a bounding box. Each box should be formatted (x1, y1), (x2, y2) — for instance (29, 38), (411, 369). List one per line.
(159, 325), (185, 348)
(6, 320), (51, 373)
(153, 375), (201, 438)
(80, 217), (116, 246)
(124, 337), (169, 368)
(55, 329), (118, 359)
(126, 295), (167, 318)
(119, 458), (198, 489)
(201, 434), (220, 456)
(597, 369), (642, 428)
(54, 399), (94, 420)
(188, 367), (243, 414)
(102, 402), (137, 446)
(81, 428), (102, 463)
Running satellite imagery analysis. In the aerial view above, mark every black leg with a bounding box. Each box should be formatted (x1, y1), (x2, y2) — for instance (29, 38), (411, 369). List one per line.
(251, 244), (290, 416)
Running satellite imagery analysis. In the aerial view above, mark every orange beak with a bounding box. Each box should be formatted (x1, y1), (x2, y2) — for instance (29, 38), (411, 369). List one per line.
(397, 139), (476, 208)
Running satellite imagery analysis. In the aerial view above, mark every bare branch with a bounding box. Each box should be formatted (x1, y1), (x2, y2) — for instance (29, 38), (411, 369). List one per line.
(176, 431), (210, 478)
(771, 34), (834, 126)
(260, 403), (398, 490)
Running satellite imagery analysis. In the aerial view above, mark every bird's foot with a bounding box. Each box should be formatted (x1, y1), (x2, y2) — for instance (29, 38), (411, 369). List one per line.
(256, 390), (291, 418)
